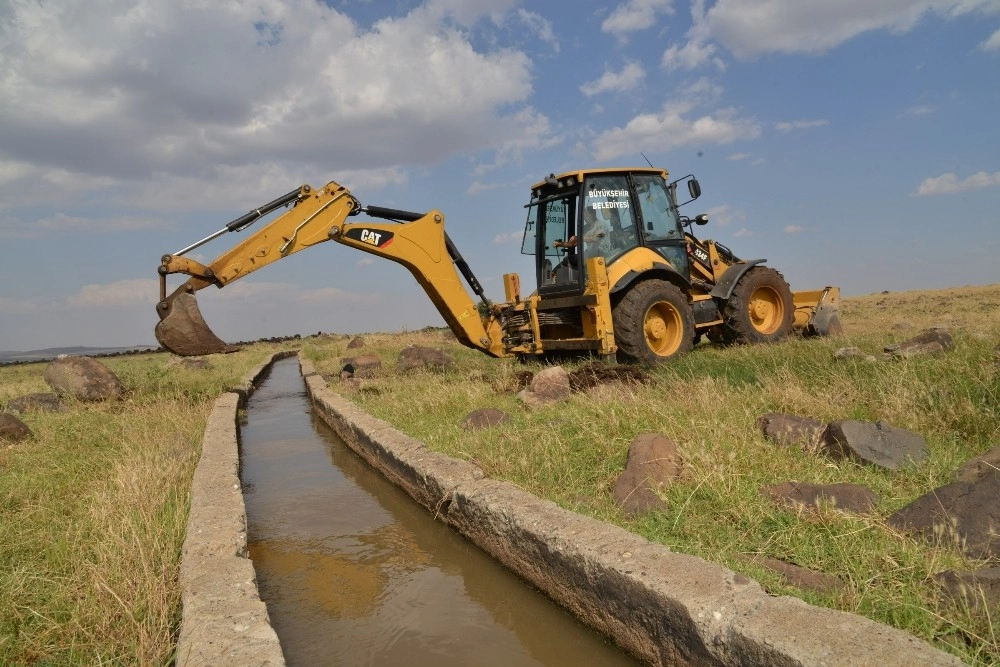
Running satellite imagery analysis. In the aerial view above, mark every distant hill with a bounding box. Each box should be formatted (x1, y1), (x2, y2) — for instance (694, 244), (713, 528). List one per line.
(0, 345), (158, 365)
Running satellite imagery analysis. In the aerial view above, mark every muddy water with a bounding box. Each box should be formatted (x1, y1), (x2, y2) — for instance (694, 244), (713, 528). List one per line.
(242, 358), (640, 667)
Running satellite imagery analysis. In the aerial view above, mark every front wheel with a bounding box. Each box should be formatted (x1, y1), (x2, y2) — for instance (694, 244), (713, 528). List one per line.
(721, 266), (794, 344)
(613, 280), (695, 364)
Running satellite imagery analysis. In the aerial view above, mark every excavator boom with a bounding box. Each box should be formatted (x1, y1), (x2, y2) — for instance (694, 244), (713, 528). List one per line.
(155, 181), (505, 357)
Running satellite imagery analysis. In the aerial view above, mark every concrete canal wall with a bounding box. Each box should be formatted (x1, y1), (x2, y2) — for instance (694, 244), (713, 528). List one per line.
(176, 351), (964, 666)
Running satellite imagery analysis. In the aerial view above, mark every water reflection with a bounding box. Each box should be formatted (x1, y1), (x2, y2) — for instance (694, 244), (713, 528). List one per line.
(242, 358), (639, 666)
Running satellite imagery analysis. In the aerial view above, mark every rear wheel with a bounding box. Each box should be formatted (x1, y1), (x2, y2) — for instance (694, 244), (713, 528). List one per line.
(721, 266), (794, 344)
(613, 280), (694, 363)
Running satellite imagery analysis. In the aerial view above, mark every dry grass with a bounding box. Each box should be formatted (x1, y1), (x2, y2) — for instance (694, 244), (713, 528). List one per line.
(0, 344), (294, 665)
(304, 285), (1000, 665)
(0, 285), (996, 664)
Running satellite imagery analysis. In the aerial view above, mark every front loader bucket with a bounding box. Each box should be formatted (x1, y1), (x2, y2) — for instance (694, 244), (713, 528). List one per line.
(791, 286), (844, 337)
(155, 291), (240, 356)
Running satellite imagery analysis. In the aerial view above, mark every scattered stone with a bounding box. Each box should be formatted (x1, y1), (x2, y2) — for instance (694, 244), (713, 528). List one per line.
(833, 347), (877, 363)
(884, 328), (954, 359)
(346, 336), (365, 349)
(0, 413), (33, 442)
(822, 419), (928, 470)
(762, 482), (879, 515)
(613, 433), (684, 517)
(891, 321), (914, 331)
(43, 355), (124, 402)
(517, 366), (570, 409)
(397, 345), (455, 372)
(567, 362), (649, 392)
(6, 392), (67, 414)
(341, 354), (381, 378)
(755, 557), (846, 596)
(758, 413), (826, 452)
(934, 568), (1000, 613)
(461, 408), (510, 430)
(954, 445), (1000, 484)
(889, 470), (1000, 560)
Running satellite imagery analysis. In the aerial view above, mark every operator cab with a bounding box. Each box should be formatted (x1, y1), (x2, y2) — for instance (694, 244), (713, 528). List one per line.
(521, 168), (698, 294)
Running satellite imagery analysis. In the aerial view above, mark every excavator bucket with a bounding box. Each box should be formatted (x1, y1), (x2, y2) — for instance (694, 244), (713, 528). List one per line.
(791, 286), (843, 337)
(155, 291), (240, 356)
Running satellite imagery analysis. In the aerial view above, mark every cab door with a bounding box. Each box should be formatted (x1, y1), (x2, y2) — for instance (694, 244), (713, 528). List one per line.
(632, 172), (689, 276)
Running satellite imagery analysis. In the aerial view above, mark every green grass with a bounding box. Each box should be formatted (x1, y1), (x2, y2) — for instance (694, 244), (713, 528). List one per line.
(0, 285), (996, 664)
(0, 344), (294, 665)
(305, 285), (1000, 665)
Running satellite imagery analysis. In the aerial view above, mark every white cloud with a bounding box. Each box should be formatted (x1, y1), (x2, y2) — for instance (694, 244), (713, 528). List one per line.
(733, 227), (752, 238)
(901, 105), (934, 117)
(662, 0), (1000, 67)
(783, 224), (805, 234)
(67, 279), (159, 308)
(982, 27), (1000, 51)
(516, 9), (560, 53)
(703, 204), (743, 227)
(602, 0), (675, 42)
(356, 257), (374, 266)
(492, 230), (523, 245)
(591, 100), (761, 162)
(727, 152), (751, 161)
(580, 62), (646, 96)
(662, 37), (722, 71)
(775, 119), (829, 132)
(0, 0), (545, 213)
(915, 170), (1000, 196)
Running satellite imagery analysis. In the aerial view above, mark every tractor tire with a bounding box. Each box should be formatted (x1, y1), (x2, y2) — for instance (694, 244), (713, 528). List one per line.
(720, 266), (794, 344)
(613, 280), (695, 364)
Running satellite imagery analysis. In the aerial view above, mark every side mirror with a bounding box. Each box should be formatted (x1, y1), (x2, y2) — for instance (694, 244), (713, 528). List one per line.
(688, 179), (701, 200)
(695, 213), (708, 226)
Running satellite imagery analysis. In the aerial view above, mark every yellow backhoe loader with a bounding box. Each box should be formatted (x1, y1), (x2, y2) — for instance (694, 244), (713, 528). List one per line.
(155, 167), (841, 362)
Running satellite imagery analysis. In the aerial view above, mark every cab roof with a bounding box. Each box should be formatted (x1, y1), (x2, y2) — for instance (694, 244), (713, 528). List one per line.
(530, 166), (669, 191)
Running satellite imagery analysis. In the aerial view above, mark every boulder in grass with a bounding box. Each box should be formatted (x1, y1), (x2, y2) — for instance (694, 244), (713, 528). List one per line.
(613, 433), (684, 517)
(0, 413), (33, 442)
(44, 356), (123, 402)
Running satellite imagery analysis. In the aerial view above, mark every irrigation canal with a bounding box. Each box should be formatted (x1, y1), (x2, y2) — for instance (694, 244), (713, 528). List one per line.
(240, 358), (641, 666)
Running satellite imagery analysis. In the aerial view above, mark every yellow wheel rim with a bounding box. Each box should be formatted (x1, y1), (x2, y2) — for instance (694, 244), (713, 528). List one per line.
(644, 302), (683, 356)
(749, 286), (785, 335)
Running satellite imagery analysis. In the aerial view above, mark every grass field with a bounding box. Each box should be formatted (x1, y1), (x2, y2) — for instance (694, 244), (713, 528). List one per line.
(0, 284), (997, 665)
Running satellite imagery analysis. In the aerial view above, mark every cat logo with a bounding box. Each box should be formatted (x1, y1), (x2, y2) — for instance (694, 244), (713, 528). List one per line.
(346, 228), (395, 248)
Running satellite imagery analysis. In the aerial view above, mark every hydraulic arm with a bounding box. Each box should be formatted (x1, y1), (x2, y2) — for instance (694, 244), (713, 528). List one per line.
(156, 181), (506, 357)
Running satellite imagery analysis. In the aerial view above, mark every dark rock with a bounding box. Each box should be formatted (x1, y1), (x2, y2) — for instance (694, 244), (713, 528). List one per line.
(341, 354), (381, 378)
(346, 336), (365, 349)
(568, 362), (649, 392)
(613, 433), (684, 517)
(758, 413), (826, 452)
(397, 345), (455, 372)
(822, 419), (928, 470)
(762, 482), (879, 514)
(755, 557), (846, 596)
(6, 392), (67, 414)
(889, 471), (1000, 560)
(518, 366), (570, 409)
(513, 370), (534, 390)
(934, 568), (1000, 612)
(0, 413), (33, 442)
(954, 445), (1000, 484)
(43, 355), (124, 402)
(462, 408), (510, 430)
(884, 328), (954, 359)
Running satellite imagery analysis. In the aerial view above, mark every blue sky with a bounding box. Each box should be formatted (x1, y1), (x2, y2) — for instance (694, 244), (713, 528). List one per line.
(1, 0), (998, 351)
